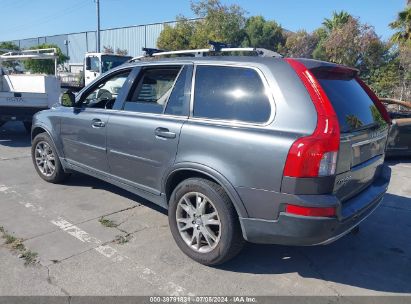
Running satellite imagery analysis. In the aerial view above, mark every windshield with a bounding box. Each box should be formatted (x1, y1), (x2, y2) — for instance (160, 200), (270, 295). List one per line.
(101, 55), (132, 73)
(315, 72), (387, 133)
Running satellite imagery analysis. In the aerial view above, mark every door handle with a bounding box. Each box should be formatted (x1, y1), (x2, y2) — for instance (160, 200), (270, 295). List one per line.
(91, 118), (105, 128)
(155, 127), (176, 139)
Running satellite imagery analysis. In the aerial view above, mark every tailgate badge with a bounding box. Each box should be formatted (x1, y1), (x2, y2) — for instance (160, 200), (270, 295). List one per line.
(336, 176), (352, 186)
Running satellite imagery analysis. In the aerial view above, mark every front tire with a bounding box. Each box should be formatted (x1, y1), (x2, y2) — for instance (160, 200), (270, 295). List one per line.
(31, 133), (69, 183)
(168, 178), (244, 266)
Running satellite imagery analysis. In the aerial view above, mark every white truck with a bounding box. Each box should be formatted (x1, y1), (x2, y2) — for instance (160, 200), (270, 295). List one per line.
(60, 52), (132, 90)
(0, 48), (60, 132)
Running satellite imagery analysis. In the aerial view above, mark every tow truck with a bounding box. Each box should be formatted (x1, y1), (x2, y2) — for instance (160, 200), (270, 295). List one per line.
(60, 52), (132, 91)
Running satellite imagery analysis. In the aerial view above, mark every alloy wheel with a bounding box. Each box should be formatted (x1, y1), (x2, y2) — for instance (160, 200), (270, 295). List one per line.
(34, 141), (56, 177)
(176, 192), (221, 253)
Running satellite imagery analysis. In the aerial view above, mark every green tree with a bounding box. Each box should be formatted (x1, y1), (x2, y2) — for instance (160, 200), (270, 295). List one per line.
(312, 28), (328, 60)
(390, 6), (411, 44)
(345, 114), (363, 129)
(283, 30), (319, 58)
(0, 42), (20, 70)
(157, 17), (195, 50)
(190, 0), (246, 47)
(0, 41), (19, 52)
(23, 44), (69, 75)
(242, 16), (284, 51)
(158, 0), (251, 50)
(389, 6), (411, 100)
(322, 17), (383, 68)
(367, 53), (401, 98)
(322, 11), (351, 32)
(313, 11), (351, 61)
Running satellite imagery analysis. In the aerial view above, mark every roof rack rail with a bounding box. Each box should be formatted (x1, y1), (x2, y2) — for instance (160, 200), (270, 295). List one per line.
(208, 40), (236, 51)
(0, 48), (58, 61)
(129, 47), (167, 62)
(129, 41), (283, 62)
(0, 48), (59, 75)
(142, 47), (166, 57)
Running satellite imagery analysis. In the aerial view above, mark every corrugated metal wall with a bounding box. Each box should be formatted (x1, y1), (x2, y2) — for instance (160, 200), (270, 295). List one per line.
(2, 20), (182, 64)
(68, 33), (88, 64)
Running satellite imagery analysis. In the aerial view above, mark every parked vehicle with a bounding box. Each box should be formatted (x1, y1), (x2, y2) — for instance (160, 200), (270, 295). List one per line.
(0, 49), (60, 132)
(60, 53), (132, 91)
(383, 98), (411, 157)
(30, 46), (391, 265)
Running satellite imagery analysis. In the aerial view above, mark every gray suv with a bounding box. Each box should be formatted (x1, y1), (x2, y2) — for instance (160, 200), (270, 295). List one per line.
(31, 53), (391, 265)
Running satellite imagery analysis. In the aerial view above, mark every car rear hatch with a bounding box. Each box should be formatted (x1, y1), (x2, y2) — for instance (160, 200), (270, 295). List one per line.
(311, 67), (390, 204)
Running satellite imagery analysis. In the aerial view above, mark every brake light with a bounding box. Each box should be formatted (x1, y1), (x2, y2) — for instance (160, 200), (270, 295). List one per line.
(285, 204), (336, 217)
(284, 59), (340, 177)
(355, 76), (391, 124)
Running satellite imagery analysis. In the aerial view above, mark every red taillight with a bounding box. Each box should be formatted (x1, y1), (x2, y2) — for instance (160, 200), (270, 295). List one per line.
(355, 76), (391, 124)
(285, 204), (336, 217)
(284, 59), (340, 178)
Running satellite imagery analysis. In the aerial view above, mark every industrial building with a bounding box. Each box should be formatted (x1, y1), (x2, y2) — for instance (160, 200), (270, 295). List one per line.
(3, 20), (184, 66)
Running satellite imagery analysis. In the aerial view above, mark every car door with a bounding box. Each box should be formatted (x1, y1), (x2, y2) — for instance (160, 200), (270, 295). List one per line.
(60, 68), (132, 173)
(387, 118), (411, 155)
(106, 64), (193, 194)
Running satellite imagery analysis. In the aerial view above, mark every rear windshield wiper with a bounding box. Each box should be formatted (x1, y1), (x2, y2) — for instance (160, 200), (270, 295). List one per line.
(350, 122), (380, 132)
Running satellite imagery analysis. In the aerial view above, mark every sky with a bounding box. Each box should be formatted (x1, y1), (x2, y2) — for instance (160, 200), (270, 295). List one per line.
(0, 0), (407, 42)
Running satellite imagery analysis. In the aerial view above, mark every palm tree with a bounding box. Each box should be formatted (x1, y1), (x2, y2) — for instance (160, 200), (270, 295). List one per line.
(322, 11), (351, 32)
(390, 6), (411, 44)
(345, 115), (363, 130)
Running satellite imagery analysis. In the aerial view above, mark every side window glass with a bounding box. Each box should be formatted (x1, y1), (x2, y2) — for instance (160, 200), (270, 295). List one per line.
(165, 66), (191, 116)
(79, 71), (130, 109)
(90, 57), (100, 72)
(123, 66), (182, 114)
(193, 66), (271, 123)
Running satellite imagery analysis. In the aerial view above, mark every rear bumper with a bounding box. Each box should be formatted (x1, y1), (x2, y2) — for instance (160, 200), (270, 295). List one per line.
(239, 165), (391, 245)
(386, 147), (411, 157)
(0, 106), (48, 122)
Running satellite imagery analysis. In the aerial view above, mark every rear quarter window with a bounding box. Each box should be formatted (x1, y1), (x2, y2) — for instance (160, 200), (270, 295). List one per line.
(193, 65), (271, 123)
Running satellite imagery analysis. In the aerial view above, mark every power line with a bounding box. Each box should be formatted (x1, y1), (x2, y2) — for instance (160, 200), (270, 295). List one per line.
(0, 0), (91, 36)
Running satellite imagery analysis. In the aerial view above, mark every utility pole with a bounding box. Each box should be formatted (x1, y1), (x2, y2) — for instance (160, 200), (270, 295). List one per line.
(96, 0), (101, 52)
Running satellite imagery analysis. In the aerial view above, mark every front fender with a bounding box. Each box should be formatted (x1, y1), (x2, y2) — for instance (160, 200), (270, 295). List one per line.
(31, 111), (64, 158)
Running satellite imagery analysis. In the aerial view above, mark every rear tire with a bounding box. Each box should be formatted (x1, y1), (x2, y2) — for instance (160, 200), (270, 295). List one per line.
(31, 133), (69, 183)
(168, 178), (244, 266)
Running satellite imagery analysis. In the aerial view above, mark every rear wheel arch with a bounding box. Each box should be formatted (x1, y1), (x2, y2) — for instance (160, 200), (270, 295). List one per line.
(164, 165), (249, 219)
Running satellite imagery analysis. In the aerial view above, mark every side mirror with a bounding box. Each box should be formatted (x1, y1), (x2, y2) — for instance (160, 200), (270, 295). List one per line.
(60, 91), (75, 107)
(85, 57), (91, 70)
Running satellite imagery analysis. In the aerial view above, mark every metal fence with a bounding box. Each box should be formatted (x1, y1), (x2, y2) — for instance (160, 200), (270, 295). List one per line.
(4, 20), (192, 65)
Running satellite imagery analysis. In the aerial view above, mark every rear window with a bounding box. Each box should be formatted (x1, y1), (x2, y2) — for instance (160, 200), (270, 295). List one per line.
(193, 66), (271, 123)
(316, 73), (386, 133)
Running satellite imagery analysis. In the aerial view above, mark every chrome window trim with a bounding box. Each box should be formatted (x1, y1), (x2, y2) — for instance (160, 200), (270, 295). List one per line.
(121, 64), (192, 116)
(106, 109), (189, 121)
